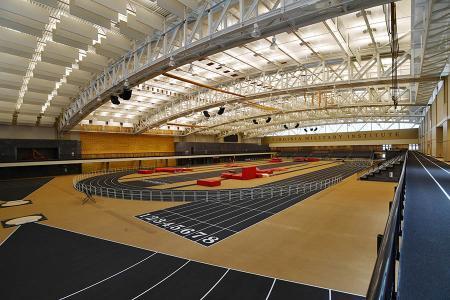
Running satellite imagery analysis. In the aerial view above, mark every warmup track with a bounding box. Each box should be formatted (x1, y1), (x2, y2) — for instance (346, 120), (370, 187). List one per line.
(0, 223), (364, 300)
(78, 161), (368, 246)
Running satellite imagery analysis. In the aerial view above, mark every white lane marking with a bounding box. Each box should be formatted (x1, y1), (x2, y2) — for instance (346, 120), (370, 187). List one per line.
(59, 253), (157, 299)
(0, 225), (20, 247)
(328, 289), (332, 300)
(199, 269), (230, 300)
(265, 279), (277, 300)
(413, 153), (450, 200)
(37, 223), (364, 298)
(130, 260), (190, 300)
(416, 152), (450, 174)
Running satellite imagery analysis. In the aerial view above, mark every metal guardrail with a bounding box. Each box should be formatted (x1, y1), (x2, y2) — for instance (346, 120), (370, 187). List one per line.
(367, 151), (408, 300)
(72, 168), (342, 202)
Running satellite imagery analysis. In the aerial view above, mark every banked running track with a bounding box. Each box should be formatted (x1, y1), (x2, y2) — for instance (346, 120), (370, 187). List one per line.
(398, 152), (450, 299)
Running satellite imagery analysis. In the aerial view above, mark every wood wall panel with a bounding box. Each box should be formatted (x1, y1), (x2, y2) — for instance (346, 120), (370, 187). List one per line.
(80, 133), (176, 172)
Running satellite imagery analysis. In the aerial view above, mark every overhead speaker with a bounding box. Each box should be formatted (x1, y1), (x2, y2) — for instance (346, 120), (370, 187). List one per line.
(119, 88), (132, 100)
(218, 107), (225, 115)
(110, 95), (120, 105)
(310, 128), (314, 131)
(253, 119), (258, 124)
(304, 128), (308, 132)
(266, 117), (271, 123)
(284, 124), (288, 129)
(203, 110), (210, 118)
(295, 123), (299, 128)
(314, 127), (318, 131)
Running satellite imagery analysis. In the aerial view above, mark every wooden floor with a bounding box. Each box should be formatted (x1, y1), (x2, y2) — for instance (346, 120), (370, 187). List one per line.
(0, 161), (395, 296)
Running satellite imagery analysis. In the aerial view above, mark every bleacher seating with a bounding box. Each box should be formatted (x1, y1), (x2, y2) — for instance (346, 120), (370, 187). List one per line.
(360, 154), (405, 182)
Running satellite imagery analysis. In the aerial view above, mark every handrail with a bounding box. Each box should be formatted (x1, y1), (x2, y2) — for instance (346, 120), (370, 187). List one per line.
(72, 167), (343, 202)
(366, 151), (408, 299)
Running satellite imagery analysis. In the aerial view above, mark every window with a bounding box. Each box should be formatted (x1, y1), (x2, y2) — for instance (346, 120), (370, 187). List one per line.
(409, 144), (418, 150)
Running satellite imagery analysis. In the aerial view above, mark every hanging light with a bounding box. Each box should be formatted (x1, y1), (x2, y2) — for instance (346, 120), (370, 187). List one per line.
(295, 123), (299, 128)
(284, 124), (288, 129)
(266, 117), (271, 123)
(217, 107), (225, 115)
(314, 127), (318, 131)
(251, 23), (261, 38)
(119, 87), (132, 100)
(203, 110), (210, 118)
(304, 128), (308, 132)
(269, 36), (277, 50)
(310, 128), (314, 131)
(253, 119), (258, 124)
(110, 95), (120, 105)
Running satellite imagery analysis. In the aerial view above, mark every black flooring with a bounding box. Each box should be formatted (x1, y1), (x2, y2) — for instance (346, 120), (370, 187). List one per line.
(136, 162), (366, 246)
(0, 177), (53, 201)
(0, 223), (363, 300)
(398, 152), (450, 299)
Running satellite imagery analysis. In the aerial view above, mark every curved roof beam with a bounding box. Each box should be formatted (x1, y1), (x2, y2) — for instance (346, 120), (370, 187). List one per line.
(58, 0), (397, 132)
(135, 74), (437, 133)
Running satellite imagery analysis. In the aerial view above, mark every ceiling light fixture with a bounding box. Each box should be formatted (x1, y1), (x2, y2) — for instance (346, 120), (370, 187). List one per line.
(251, 23), (261, 38)
(304, 128), (308, 132)
(119, 87), (132, 100)
(295, 123), (299, 128)
(110, 95), (120, 105)
(203, 110), (210, 118)
(310, 128), (314, 131)
(253, 119), (258, 124)
(266, 117), (271, 123)
(218, 107), (225, 115)
(314, 127), (318, 131)
(284, 124), (288, 129)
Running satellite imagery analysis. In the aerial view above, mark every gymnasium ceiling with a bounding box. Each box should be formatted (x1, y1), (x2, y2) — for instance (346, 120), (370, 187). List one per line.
(0, 0), (448, 138)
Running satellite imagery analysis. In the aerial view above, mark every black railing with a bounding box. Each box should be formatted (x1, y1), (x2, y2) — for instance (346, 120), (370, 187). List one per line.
(366, 151), (408, 300)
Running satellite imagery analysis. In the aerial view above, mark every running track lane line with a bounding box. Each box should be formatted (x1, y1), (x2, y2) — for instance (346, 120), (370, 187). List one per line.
(416, 152), (450, 174)
(130, 260), (191, 300)
(199, 269), (230, 300)
(59, 252), (158, 300)
(265, 279), (276, 300)
(412, 152), (450, 200)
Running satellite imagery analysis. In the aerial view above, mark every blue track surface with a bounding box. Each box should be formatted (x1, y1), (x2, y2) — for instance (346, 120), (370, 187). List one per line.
(399, 152), (450, 299)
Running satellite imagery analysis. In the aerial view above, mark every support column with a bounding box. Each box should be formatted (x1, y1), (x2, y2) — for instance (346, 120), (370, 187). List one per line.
(444, 121), (450, 161)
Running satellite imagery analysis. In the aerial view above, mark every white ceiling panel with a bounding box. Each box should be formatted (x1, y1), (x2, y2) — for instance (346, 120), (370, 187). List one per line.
(33, 61), (67, 81)
(0, 53), (29, 75)
(0, 0), (49, 37)
(0, 27), (38, 59)
(41, 41), (79, 67)
(0, 72), (24, 90)
(135, 5), (164, 31)
(0, 87), (19, 103)
(0, 112), (12, 123)
(16, 113), (37, 125)
(50, 95), (72, 107)
(23, 91), (49, 105)
(78, 52), (109, 73)
(57, 82), (79, 97)
(69, 3), (112, 29)
(93, 0), (127, 15)
(157, 0), (185, 18)
(27, 77), (56, 94)
(66, 69), (91, 86)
